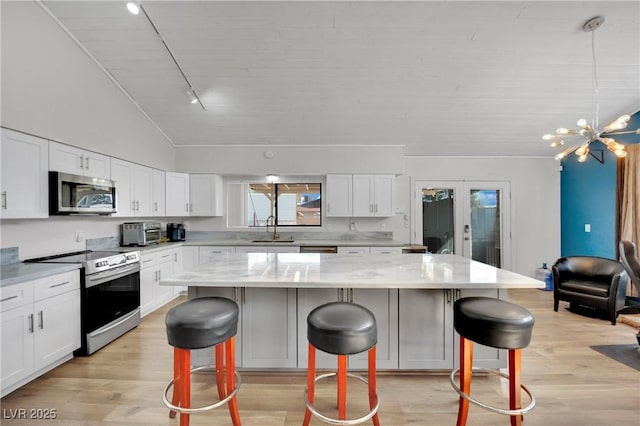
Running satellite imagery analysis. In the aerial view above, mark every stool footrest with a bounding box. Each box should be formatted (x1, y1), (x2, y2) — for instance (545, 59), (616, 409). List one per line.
(162, 364), (241, 414)
(304, 372), (380, 426)
(449, 367), (535, 416)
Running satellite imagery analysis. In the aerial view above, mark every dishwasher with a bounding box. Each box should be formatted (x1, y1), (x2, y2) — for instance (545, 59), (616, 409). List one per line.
(299, 246), (338, 254)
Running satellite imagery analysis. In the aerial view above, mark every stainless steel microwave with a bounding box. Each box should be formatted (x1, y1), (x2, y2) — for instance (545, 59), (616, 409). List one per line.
(49, 171), (117, 215)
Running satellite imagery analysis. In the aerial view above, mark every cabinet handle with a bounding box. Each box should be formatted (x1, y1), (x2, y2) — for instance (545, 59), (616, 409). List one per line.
(1, 295), (18, 303)
(28, 313), (34, 333)
(132, 200), (136, 211)
(154, 202), (158, 212)
(174, 253), (178, 262)
(79, 155), (84, 169)
(349, 288), (354, 303)
(136, 200), (140, 211)
(185, 203), (189, 212)
(189, 203), (193, 212)
(375, 204), (378, 213)
(39, 311), (44, 329)
(1, 191), (6, 209)
(49, 281), (70, 289)
(86, 157), (90, 170)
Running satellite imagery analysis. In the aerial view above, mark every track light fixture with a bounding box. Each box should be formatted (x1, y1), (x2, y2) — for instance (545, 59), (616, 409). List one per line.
(127, 2), (206, 110)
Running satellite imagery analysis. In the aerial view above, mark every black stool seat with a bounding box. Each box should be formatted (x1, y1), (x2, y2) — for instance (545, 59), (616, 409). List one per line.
(454, 297), (534, 349)
(307, 302), (377, 355)
(166, 297), (239, 350)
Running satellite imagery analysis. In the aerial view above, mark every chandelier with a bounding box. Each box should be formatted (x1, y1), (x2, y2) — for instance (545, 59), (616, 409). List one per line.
(543, 16), (639, 163)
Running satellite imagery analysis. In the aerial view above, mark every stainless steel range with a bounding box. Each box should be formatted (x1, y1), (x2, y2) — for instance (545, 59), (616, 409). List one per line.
(26, 250), (141, 355)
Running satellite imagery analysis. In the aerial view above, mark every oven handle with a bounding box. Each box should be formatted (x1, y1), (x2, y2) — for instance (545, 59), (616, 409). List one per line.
(88, 308), (140, 338)
(86, 263), (141, 288)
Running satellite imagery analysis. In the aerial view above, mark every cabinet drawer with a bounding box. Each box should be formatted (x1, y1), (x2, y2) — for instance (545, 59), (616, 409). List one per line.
(33, 271), (80, 301)
(156, 249), (173, 265)
(140, 252), (157, 268)
(370, 246), (403, 255)
(0, 282), (34, 313)
(199, 246), (235, 263)
(337, 247), (370, 255)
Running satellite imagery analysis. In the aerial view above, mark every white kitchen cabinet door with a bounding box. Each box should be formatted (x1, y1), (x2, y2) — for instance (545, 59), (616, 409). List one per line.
(133, 164), (153, 217)
(152, 168), (166, 216)
(33, 289), (80, 371)
(297, 288), (342, 369)
(373, 175), (395, 217)
(49, 141), (110, 179)
(325, 174), (352, 217)
(241, 288), (297, 368)
(399, 289), (454, 369)
(139, 252), (157, 316)
(111, 159), (153, 217)
(110, 158), (134, 217)
(353, 175), (395, 217)
(155, 256), (175, 306)
(199, 246), (235, 263)
(1, 129), (48, 219)
(190, 174), (224, 216)
(166, 172), (190, 216)
(352, 175), (375, 217)
(0, 304), (35, 393)
(349, 289), (399, 369)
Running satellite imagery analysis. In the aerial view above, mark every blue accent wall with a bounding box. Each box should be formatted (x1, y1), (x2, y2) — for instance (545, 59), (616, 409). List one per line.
(560, 111), (640, 259)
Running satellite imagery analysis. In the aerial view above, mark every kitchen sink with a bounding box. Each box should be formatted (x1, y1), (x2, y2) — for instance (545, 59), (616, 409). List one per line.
(251, 239), (296, 243)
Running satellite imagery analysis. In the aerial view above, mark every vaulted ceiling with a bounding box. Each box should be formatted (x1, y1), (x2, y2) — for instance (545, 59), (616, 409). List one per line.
(40, 1), (639, 157)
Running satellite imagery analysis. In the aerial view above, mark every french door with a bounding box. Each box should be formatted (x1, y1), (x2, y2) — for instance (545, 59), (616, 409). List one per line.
(412, 180), (511, 269)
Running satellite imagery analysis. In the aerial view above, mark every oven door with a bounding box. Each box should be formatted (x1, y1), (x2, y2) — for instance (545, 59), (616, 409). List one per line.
(84, 263), (140, 334)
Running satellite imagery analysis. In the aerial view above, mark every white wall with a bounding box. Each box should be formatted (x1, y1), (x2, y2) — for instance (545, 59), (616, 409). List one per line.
(0, 1), (175, 170)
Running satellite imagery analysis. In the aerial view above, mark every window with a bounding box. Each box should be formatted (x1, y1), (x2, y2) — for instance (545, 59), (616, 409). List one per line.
(229, 182), (322, 227)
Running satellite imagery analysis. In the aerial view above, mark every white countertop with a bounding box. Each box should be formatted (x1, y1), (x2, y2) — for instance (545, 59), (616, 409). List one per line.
(160, 253), (543, 289)
(1, 262), (81, 287)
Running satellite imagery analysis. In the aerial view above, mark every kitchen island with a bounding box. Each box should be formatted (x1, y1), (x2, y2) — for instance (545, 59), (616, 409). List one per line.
(160, 253), (542, 371)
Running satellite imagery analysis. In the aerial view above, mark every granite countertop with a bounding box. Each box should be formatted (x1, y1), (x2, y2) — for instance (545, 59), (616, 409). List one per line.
(1, 262), (81, 288)
(181, 239), (407, 247)
(161, 252), (544, 290)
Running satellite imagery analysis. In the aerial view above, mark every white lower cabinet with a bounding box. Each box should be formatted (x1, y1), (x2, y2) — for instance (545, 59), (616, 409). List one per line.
(297, 288), (398, 370)
(1, 270), (80, 397)
(241, 287), (297, 368)
(140, 248), (178, 317)
(399, 289), (453, 369)
(399, 288), (507, 370)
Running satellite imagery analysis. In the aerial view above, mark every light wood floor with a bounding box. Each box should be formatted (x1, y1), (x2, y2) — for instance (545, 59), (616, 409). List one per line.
(2, 289), (639, 425)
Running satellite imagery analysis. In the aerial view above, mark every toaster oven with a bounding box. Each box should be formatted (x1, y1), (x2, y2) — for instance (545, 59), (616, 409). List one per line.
(122, 222), (161, 246)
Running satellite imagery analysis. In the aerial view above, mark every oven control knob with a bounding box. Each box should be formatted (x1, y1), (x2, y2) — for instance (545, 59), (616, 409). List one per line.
(96, 260), (108, 268)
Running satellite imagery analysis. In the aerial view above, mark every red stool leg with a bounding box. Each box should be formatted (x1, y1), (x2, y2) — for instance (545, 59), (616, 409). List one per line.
(337, 354), (347, 420)
(215, 343), (227, 400)
(169, 347), (182, 419)
(303, 343), (316, 426)
(224, 336), (241, 426)
(368, 346), (380, 426)
(509, 349), (523, 426)
(456, 336), (473, 426)
(179, 349), (191, 426)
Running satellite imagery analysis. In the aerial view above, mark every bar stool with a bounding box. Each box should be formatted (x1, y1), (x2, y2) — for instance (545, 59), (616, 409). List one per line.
(450, 297), (535, 426)
(303, 301), (381, 426)
(162, 297), (241, 426)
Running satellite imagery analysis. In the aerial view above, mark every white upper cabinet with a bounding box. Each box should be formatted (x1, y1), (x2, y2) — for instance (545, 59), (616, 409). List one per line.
(49, 141), (110, 179)
(326, 174), (395, 217)
(325, 174), (353, 217)
(152, 169), (166, 217)
(1, 129), (49, 219)
(190, 174), (224, 217)
(166, 172), (190, 217)
(110, 158), (153, 217)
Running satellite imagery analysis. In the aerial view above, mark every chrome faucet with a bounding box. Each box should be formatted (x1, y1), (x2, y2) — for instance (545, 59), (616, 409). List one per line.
(266, 215), (279, 240)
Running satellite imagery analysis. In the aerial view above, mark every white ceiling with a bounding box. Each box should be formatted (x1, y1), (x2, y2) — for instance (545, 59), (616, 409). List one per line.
(40, 1), (640, 157)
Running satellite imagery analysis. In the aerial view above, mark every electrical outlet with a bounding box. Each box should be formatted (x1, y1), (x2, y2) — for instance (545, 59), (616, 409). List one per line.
(584, 224), (591, 233)
(75, 230), (83, 242)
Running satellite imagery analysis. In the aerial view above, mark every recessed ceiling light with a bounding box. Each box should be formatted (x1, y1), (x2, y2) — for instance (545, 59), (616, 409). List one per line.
(126, 2), (140, 15)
